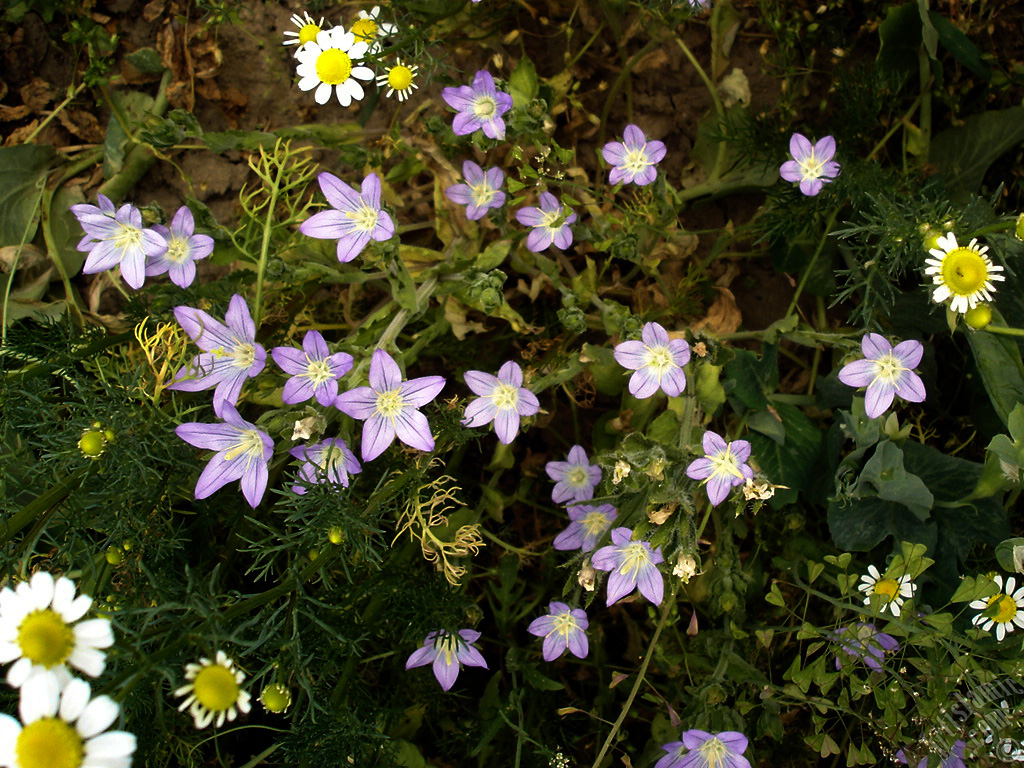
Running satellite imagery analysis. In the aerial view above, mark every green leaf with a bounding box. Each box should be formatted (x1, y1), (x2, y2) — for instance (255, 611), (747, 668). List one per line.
(508, 55), (538, 108)
(521, 662), (563, 691)
(858, 441), (933, 520)
(931, 107), (1024, 196)
(48, 185), (87, 276)
(103, 91), (154, 180)
(877, 3), (921, 80)
(917, 0), (938, 58)
(124, 46), (164, 74)
(0, 144), (55, 247)
(949, 574), (995, 603)
(748, 401), (823, 507)
(995, 537), (1024, 573)
(765, 582), (785, 607)
(723, 344), (778, 410)
(966, 313), (1024, 427)
(929, 11), (989, 79)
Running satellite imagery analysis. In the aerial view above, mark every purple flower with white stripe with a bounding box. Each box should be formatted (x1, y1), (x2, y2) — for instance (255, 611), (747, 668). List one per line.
(145, 206), (214, 288)
(71, 194), (167, 289)
(838, 334), (925, 419)
(527, 603), (589, 661)
(272, 330), (353, 406)
(656, 730), (752, 768)
(289, 438), (361, 494)
(685, 431), (754, 507)
(442, 71), (513, 140)
(613, 321), (690, 399)
(591, 527), (664, 606)
(445, 161), (506, 220)
(515, 192), (576, 252)
(602, 124), (667, 186)
(167, 294), (266, 418)
(175, 402), (273, 508)
(553, 504), (617, 552)
(779, 133), (840, 196)
(896, 740), (966, 768)
(545, 445), (602, 504)
(334, 349), (445, 462)
(300, 172), (395, 263)
(405, 629), (487, 691)
(462, 361), (539, 444)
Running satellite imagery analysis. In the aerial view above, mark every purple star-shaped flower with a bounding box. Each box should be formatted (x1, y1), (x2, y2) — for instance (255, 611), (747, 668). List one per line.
(405, 629), (487, 691)
(167, 294), (267, 418)
(545, 445), (602, 504)
(592, 527), (664, 606)
(896, 740), (966, 768)
(837, 333), (925, 419)
(145, 206), (214, 288)
(289, 438), (361, 494)
(299, 172), (395, 263)
(71, 194), (167, 289)
(462, 361), (539, 444)
(175, 402), (274, 507)
(830, 622), (899, 671)
(779, 133), (840, 196)
(613, 321), (690, 399)
(272, 330), (353, 406)
(515, 192), (577, 252)
(334, 349), (445, 462)
(553, 503), (617, 552)
(445, 160), (506, 220)
(602, 124), (667, 186)
(442, 70), (513, 140)
(527, 602), (589, 661)
(656, 730), (751, 768)
(685, 431), (754, 506)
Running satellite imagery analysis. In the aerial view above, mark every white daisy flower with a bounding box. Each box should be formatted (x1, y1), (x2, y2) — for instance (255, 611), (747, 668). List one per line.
(856, 564), (916, 617)
(0, 571), (114, 689)
(295, 28), (374, 107)
(174, 651), (251, 729)
(970, 574), (1024, 641)
(351, 5), (398, 53)
(376, 60), (419, 102)
(924, 231), (1005, 315)
(282, 11), (327, 53)
(0, 675), (136, 768)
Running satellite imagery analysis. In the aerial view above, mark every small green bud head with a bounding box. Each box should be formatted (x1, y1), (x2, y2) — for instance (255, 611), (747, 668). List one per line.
(1016, 213), (1024, 241)
(328, 526), (344, 545)
(965, 304), (992, 329)
(105, 547), (122, 565)
(308, 548), (320, 561)
(78, 431), (106, 458)
(259, 683), (292, 713)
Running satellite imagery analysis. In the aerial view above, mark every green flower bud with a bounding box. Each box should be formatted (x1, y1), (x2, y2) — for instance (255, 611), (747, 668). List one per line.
(105, 547), (123, 566)
(259, 683), (292, 713)
(328, 526), (344, 545)
(79, 431), (106, 458)
(965, 304), (992, 330)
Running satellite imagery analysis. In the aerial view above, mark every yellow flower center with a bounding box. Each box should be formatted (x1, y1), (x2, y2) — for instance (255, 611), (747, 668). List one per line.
(16, 718), (83, 768)
(473, 96), (496, 119)
(581, 510), (610, 536)
(112, 223), (143, 252)
(232, 342), (256, 369)
(223, 430), (266, 462)
(193, 664), (240, 712)
(988, 593), (1020, 624)
(799, 152), (825, 180)
(708, 445), (745, 480)
(260, 683), (291, 713)
(550, 612), (578, 638)
(387, 65), (414, 91)
(305, 359), (334, 386)
(871, 352), (907, 386)
(491, 383), (519, 411)
(643, 345), (675, 377)
(623, 147), (649, 173)
(351, 18), (378, 42)
(297, 23), (321, 46)
(316, 49), (353, 85)
(941, 247), (989, 296)
(567, 467), (590, 488)
(696, 736), (729, 768)
(618, 541), (651, 578)
(165, 237), (190, 264)
(17, 609), (74, 668)
(872, 578), (900, 602)
(375, 388), (404, 419)
(345, 202), (380, 233)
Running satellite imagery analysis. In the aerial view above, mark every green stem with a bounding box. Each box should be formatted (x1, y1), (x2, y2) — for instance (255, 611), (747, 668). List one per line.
(785, 206), (841, 318)
(673, 35), (726, 183)
(252, 145), (289, 327)
(25, 82), (88, 145)
(981, 325), (1024, 338)
(0, 469), (89, 547)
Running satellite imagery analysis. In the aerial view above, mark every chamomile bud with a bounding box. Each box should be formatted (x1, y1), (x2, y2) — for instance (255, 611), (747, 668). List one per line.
(259, 682), (292, 713)
(965, 304), (992, 330)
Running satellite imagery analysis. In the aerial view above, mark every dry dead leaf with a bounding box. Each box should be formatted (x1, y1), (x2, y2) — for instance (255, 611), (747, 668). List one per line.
(20, 78), (52, 112)
(142, 0), (166, 22)
(0, 104), (30, 121)
(691, 287), (742, 335)
(57, 109), (104, 143)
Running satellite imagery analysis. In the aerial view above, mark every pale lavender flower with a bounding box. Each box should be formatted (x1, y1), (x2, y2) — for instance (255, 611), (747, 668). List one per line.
(289, 438), (361, 494)
(656, 730), (751, 768)
(896, 740), (966, 768)
(405, 629), (487, 691)
(462, 361), (539, 444)
(175, 402), (273, 508)
(272, 330), (353, 406)
(167, 294), (267, 418)
(779, 133), (840, 196)
(592, 527), (664, 606)
(515, 192), (577, 252)
(445, 161), (506, 220)
(71, 194), (167, 289)
(613, 321), (690, 399)
(837, 333), (925, 419)
(553, 504), (617, 552)
(527, 602), (589, 661)
(545, 445), (602, 504)
(334, 349), (445, 462)
(602, 124), (667, 186)
(299, 172), (395, 263)
(145, 206), (214, 288)
(685, 431), (754, 506)
(830, 622), (899, 671)
(442, 70), (513, 140)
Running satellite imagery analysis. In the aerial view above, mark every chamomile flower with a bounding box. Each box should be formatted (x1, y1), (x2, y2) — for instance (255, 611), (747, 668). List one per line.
(295, 28), (374, 107)
(0, 571), (114, 689)
(283, 11), (326, 52)
(857, 565), (916, 617)
(376, 60), (419, 102)
(351, 5), (397, 52)
(970, 574), (1024, 642)
(174, 651), (252, 729)
(924, 232), (1005, 314)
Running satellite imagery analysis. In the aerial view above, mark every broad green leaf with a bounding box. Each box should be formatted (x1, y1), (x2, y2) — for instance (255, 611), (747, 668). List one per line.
(0, 144), (55, 247)
(748, 401), (823, 507)
(949, 574), (995, 603)
(723, 344), (778, 409)
(858, 441), (933, 520)
(103, 91), (154, 180)
(765, 582), (785, 607)
(917, 0), (938, 58)
(931, 107), (1024, 196)
(507, 55), (538, 108)
(995, 537), (1024, 573)
(929, 11), (989, 79)
(49, 185), (87, 275)
(969, 319), (1024, 428)
(877, 3), (921, 80)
